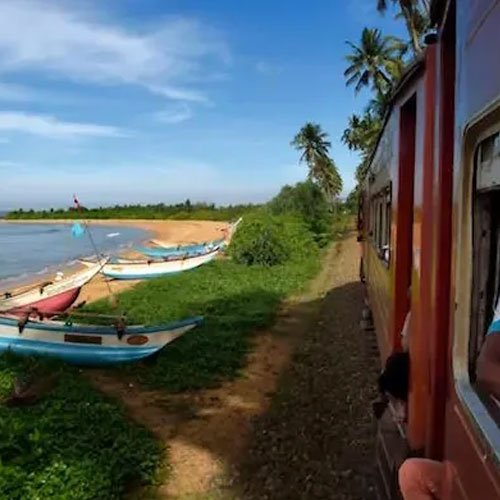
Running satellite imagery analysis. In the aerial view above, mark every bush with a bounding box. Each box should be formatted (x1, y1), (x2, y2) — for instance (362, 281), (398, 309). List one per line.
(268, 180), (333, 246)
(228, 213), (317, 266)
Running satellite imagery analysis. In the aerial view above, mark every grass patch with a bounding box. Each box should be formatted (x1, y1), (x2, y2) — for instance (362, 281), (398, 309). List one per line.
(331, 213), (352, 240)
(0, 355), (161, 500)
(85, 255), (320, 392)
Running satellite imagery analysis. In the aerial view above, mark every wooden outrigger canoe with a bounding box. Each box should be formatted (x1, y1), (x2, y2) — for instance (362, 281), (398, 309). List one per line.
(80, 246), (220, 280)
(0, 314), (203, 365)
(0, 260), (106, 317)
(136, 238), (224, 258)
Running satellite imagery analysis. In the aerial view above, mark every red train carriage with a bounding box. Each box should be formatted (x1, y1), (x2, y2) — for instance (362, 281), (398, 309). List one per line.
(359, 1), (500, 498)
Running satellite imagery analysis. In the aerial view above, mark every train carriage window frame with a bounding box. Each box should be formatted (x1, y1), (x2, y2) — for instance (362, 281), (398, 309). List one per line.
(369, 184), (392, 266)
(470, 131), (500, 422)
(383, 183), (392, 265)
(458, 126), (500, 465)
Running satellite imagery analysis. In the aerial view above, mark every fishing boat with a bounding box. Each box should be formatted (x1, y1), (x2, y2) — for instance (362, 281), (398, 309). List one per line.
(0, 314), (203, 365)
(80, 246), (220, 280)
(0, 260), (106, 317)
(136, 238), (224, 258)
(141, 217), (243, 258)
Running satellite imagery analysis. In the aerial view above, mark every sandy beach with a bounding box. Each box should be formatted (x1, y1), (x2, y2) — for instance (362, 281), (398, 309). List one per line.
(2, 219), (231, 305)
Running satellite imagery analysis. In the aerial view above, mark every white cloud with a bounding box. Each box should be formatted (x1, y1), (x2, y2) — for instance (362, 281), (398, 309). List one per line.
(0, 111), (127, 139)
(155, 103), (192, 124)
(146, 84), (209, 104)
(0, 1), (229, 104)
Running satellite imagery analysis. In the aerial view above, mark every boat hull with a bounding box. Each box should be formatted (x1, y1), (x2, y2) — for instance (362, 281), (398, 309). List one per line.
(7, 287), (81, 317)
(0, 260), (106, 315)
(85, 247), (220, 280)
(136, 239), (224, 258)
(0, 315), (203, 366)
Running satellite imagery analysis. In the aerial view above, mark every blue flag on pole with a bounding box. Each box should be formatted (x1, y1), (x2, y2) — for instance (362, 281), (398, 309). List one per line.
(71, 222), (85, 238)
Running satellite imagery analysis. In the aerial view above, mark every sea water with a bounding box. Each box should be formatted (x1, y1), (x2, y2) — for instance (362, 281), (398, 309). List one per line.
(0, 223), (148, 284)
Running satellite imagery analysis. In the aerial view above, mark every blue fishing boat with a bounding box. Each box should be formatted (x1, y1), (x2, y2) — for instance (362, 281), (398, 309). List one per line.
(0, 314), (203, 366)
(137, 217), (243, 259)
(135, 238), (225, 259)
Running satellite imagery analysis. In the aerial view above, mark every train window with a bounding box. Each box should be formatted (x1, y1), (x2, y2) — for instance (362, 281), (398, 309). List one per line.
(383, 185), (392, 263)
(377, 198), (383, 247)
(470, 130), (500, 424)
(369, 198), (375, 237)
(369, 185), (392, 264)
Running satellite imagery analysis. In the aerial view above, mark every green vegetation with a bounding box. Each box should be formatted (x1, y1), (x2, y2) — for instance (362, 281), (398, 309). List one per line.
(291, 123), (343, 202)
(377, 0), (429, 55)
(85, 215), (324, 392)
(344, 27), (405, 96)
(0, 355), (161, 500)
(229, 213), (315, 266)
(6, 200), (256, 221)
(269, 180), (333, 246)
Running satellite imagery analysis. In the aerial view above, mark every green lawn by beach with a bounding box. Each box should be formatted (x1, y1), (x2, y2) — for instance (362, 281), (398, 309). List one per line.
(89, 255), (321, 391)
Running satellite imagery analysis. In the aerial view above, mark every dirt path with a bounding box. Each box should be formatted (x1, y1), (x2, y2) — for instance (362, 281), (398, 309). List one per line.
(232, 235), (380, 499)
(88, 234), (378, 499)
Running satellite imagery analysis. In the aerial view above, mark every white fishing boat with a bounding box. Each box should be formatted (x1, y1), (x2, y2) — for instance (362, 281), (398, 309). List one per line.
(80, 246), (220, 280)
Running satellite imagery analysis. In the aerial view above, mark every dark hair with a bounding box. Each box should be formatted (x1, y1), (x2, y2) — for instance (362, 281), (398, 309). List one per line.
(378, 352), (410, 401)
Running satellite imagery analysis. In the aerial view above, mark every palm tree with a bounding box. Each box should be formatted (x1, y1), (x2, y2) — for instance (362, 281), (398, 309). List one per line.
(367, 90), (392, 117)
(291, 122), (331, 168)
(313, 156), (343, 201)
(377, 0), (429, 55)
(344, 28), (405, 95)
(342, 111), (382, 155)
(291, 123), (342, 202)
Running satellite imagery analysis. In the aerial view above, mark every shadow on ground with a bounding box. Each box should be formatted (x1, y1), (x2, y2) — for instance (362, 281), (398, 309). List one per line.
(229, 281), (380, 500)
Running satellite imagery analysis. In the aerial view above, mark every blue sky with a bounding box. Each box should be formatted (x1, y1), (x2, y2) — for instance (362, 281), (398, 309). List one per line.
(0, 0), (405, 209)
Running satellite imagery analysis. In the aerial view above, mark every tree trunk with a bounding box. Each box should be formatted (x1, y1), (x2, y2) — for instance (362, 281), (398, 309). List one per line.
(402, 6), (423, 54)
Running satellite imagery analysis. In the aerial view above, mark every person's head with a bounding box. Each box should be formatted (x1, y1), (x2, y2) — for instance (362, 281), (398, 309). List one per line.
(378, 351), (410, 402)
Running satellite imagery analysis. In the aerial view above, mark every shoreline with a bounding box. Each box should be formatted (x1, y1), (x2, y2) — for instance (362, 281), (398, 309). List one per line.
(1, 219), (230, 304)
